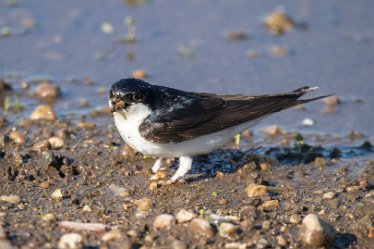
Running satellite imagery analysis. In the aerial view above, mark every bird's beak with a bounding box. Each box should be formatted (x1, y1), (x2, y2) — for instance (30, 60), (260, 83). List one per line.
(109, 97), (126, 113)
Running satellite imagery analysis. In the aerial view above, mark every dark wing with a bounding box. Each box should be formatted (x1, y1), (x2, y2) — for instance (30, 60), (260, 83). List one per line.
(139, 86), (329, 143)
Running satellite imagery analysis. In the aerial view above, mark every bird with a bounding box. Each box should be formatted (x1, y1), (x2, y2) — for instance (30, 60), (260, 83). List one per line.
(109, 78), (329, 184)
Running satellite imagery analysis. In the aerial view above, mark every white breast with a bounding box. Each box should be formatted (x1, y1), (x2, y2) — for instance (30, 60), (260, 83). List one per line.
(113, 103), (263, 157)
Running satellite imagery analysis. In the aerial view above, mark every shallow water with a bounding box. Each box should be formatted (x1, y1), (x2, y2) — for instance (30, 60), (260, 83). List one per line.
(1, 0), (374, 136)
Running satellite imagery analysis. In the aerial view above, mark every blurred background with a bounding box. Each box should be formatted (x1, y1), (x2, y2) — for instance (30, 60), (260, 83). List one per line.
(1, 0), (374, 136)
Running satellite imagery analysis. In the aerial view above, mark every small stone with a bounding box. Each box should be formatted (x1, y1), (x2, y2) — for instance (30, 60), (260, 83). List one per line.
(149, 182), (158, 191)
(369, 227), (374, 238)
(48, 137), (64, 149)
(256, 238), (268, 249)
(82, 205), (91, 212)
(153, 214), (175, 229)
(240, 206), (257, 220)
(264, 125), (282, 136)
(264, 11), (295, 35)
(323, 96), (340, 106)
(188, 218), (214, 237)
(101, 229), (122, 241)
(9, 131), (26, 145)
(108, 184), (128, 197)
(58, 233), (83, 249)
(260, 200), (279, 211)
(132, 69), (147, 79)
(277, 235), (287, 246)
(33, 140), (51, 152)
(29, 105), (57, 121)
(208, 214), (239, 225)
(35, 81), (59, 98)
(0, 241), (15, 249)
(170, 240), (187, 249)
(149, 171), (167, 180)
(134, 198), (152, 211)
(59, 221), (107, 232)
(42, 213), (56, 221)
(315, 157), (327, 168)
(135, 211), (149, 219)
(299, 214), (336, 248)
(218, 222), (239, 239)
(226, 31), (248, 41)
(270, 45), (288, 57)
(302, 118), (314, 126)
(346, 186), (360, 193)
(259, 163), (271, 171)
(0, 195), (21, 205)
(323, 191), (335, 200)
(247, 183), (268, 197)
(40, 181), (50, 189)
(290, 214), (302, 224)
(176, 209), (196, 223)
(52, 189), (63, 200)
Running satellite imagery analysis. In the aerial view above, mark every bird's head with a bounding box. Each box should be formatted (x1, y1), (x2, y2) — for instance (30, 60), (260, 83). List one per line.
(109, 78), (152, 113)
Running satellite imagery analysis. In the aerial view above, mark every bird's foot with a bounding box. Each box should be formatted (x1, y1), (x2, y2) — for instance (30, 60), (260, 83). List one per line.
(168, 156), (193, 183)
(152, 157), (165, 173)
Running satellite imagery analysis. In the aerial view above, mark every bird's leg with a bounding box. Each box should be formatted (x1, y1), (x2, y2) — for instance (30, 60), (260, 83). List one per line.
(152, 157), (165, 173)
(168, 156), (193, 183)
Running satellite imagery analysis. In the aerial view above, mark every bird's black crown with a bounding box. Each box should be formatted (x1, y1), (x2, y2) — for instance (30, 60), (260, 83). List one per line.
(110, 78), (152, 104)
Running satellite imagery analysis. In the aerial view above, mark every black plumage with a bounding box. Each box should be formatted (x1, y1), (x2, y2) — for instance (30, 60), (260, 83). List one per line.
(110, 78), (329, 144)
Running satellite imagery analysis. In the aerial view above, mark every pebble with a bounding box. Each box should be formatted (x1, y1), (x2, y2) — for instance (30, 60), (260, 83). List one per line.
(52, 189), (63, 200)
(9, 131), (26, 145)
(48, 137), (64, 149)
(226, 31), (248, 41)
(259, 200), (279, 211)
(207, 214), (239, 225)
(264, 11), (295, 35)
(259, 163), (271, 171)
(0, 226), (5, 239)
(170, 240), (187, 249)
(218, 222), (239, 239)
(153, 214), (175, 229)
(82, 205), (91, 212)
(35, 81), (60, 98)
(148, 182), (158, 191)
(58, 233), (83, 249)
(108, 184), (128, 197)
(33, 140), (51, 152)
(323, 191), (335, 200)
(323, 95), (340, 106)
(101, 229), (122, 241)
(39, 181), (50, 189)
(188, 218), (214, 237)
(277, 235), (287, 246)
(263, 125), (282, 136)
(0, 241), (14, 249)
(134, 198), (152, 211)
(240, 206), (257, 220)
(149, 171), (167, 180)
(299, 214), (336, 248)
(176, 209), (196, 223)
(290, 214), (302, 224)
(0, 195), (21, 205)
(247, 183), (268, 197)
(302, 118), (314, 126)
(29, 105), (57, 121)
(314, 157), (327, 168)
(346, 186), (360, 193)
(132, 69), (147, 79)
(59, 221), (107, 233)
(42, 213), (56, 221)
(270, 45), (288, 57)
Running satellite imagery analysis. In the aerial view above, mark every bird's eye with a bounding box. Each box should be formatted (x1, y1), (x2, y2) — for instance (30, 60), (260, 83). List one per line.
(133, 93), (142, 101)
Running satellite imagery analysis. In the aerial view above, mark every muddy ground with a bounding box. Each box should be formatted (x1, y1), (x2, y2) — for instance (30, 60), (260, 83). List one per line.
(1, 1), (374, 248)
(0, 77), (373, 249)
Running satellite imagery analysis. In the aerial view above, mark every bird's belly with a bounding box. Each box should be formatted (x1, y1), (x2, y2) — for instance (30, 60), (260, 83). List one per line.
(114, 112), (262, 157)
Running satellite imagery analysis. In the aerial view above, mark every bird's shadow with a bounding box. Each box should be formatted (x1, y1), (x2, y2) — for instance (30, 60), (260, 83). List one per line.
(170, 140), (374, 181)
